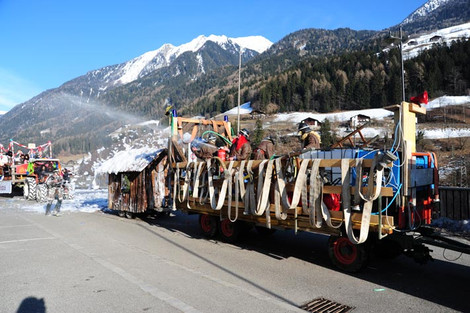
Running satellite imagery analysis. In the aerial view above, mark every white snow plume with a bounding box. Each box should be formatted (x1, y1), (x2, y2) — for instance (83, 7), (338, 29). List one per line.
(61, 92), (153, 125)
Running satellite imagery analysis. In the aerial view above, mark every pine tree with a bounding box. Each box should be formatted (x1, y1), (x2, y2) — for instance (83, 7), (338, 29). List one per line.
(252, 119), (264, 148)
(320, 119), (335, 149)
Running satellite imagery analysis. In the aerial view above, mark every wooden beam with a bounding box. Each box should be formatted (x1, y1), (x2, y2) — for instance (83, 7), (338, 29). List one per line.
(178, 201), (394, 235)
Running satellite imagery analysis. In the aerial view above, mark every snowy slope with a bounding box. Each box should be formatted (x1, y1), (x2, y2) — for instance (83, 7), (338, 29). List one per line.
(223, 102), (253, 115)
(402, 22), (470, 59)
(402, 0), (450, 25)
(104, 35), (273, 86)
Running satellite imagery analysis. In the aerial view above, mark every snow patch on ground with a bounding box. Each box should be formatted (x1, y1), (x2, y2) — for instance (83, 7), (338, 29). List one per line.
(273, 108), (393, 124)
(10, 189), (108, 215)
(432, 217), (470, 234)
(223, 102), (253, 115)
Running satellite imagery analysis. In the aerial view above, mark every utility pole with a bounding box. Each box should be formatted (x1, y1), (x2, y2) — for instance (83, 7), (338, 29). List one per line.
(237, 47), (242, 134)
(389, 28), (406, 102)
(400, 27), (405, 102)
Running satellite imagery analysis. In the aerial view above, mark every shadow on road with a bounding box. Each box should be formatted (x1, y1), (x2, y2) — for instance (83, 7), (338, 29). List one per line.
(137, 212), (299, 307)
(16, 297), (46, 313)
(110, 210), (470, 312)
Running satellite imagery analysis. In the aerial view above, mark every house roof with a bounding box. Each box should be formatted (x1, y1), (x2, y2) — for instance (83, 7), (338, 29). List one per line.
(302, 117), (321, 123)
(96, 147), (164, 174)
(351, 114), (370, 119)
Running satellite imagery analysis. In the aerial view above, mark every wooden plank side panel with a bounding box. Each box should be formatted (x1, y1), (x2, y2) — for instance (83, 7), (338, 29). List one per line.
(178, 198), (394, 234)
(130, 171), (147, 214)
(465, 189), (470, 220)
(146, 168), (155, 210)
(108, 174), (120, 209)
(438, 187), (470, 220)
(439, 188), (447, 218)
(451, 189), (457, 220)
(455, 189), (462, 220)
(460, 189), (467, 220)
(152, 159), (168, 209)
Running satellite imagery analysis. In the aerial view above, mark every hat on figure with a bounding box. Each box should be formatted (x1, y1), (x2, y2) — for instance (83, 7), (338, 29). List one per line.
(265, 135), (276, 145)
(298, 121), (311, 135)
(207, 135), (217, 144)
(239, 128), (250, 138)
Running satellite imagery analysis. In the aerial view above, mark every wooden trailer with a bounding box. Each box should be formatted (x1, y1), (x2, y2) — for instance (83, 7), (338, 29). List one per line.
(105, 148), (168, 218)
(160, 102), (454, 272)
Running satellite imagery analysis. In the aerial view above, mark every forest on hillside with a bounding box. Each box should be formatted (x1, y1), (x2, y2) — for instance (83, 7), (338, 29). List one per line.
(191, 39), (470, 116)
(42, 38), (470, 156)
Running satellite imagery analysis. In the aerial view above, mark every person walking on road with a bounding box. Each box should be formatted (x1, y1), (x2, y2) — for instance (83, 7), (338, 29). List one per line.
(45, 170), (64, 216)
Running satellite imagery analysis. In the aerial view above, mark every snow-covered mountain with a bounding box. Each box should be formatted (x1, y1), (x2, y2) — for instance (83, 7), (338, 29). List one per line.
(402, 0), (451, 25)
(396, 0), (470, 34)
(2, 0), (469, 158)
(80, 35), (272, 92)
(402, 22), (470, 59)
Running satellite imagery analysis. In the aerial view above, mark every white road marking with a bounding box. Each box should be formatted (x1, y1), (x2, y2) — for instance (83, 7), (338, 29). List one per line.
(0, 237), (55, 244)
(20, 215), (202, 313)
(0, 224), (34, 228)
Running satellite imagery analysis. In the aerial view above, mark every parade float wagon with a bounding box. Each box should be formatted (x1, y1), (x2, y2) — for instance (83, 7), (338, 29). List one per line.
(0, 141), (71, 201)
(107, 100), (470, 272)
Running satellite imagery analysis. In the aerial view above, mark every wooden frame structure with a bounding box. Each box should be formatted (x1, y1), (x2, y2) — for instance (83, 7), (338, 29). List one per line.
(107, 150), (168, 216)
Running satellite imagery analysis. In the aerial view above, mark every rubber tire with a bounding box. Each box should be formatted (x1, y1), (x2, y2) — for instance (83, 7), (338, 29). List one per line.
(23, 182), (29, 200)
(125, 211), (135, 219)
(219, 219), (240, 243)
(199, 214), (218, 238)
(118, 211), (126, 217)
(328, 235), (369, 273)
(25, 178), (37, 200)
(36, 184), (48, 203)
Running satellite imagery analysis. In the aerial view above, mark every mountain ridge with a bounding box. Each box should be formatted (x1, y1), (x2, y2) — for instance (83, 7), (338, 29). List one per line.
(0, 0), (469, 155)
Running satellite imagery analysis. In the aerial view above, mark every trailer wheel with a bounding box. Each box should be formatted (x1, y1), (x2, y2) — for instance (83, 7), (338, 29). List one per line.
(219, 219), (240, 243)
(118, 211), (126, 217)
(36, 184), (48, 203)
(328, 236), (369, 272)
(199, 214), (218, 238)
(23, 182), (29, 199)
(25, 178), (37, 200)
(125, 211), (135, 219)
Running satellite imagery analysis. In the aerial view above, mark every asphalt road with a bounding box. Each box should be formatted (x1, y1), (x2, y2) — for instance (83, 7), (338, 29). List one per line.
(1, 198), (469, 313)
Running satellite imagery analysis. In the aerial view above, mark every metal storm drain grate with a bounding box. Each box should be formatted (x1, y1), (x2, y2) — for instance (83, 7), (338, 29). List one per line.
(300, 297), (354, 313)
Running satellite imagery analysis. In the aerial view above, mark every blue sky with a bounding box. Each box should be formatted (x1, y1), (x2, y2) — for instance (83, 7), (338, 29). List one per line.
(0, 0), (426, 112)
